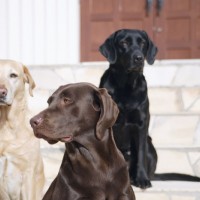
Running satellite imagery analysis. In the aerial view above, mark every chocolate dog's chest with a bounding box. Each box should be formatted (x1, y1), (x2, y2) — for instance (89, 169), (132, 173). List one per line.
(60, 153), (131, 200)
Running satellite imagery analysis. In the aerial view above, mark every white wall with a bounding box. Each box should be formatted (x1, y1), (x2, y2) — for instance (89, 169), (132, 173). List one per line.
(0, 0), (80, 65)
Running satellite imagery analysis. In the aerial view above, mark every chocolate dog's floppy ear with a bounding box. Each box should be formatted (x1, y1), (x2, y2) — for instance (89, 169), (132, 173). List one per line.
(99, 31), (119, 64)
(23, 65), (36, 97)
(95, 88), (119, 140)
(142, 31), (158, 65)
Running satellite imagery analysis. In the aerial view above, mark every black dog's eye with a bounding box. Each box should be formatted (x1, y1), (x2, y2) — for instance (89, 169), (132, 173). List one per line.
(138, 38), (146, 48)
(10, 73), (18, 78)
(63, 97), (73, 105)
(141, 41), (146, 48)
(119, 41), (129, 47)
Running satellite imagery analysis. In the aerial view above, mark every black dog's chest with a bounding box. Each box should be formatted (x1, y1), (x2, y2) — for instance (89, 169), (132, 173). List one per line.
(116, 100), (142, 125)
(111, 87), (148, 126)
(113, 85), (146, 108)
(101, 72), (149, 125)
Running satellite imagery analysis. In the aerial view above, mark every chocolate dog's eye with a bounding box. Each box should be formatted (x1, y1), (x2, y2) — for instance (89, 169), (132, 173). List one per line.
(10, 73), (18, 78)
(63, 97), (72, 105)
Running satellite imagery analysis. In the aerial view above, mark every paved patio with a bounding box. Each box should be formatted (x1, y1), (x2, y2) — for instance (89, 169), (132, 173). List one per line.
(28, 60), (200, 200)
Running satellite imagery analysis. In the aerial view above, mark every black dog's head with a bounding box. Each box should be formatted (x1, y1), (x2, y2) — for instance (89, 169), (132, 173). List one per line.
(99, 29), (158, 73)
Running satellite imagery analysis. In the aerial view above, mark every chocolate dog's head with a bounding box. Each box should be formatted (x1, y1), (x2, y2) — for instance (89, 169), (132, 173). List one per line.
(30, 83), (119, 144)
(99, 29), (158, 73)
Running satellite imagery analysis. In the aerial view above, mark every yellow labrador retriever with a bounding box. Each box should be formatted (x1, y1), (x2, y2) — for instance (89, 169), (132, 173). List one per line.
(0, 60), (45, 200)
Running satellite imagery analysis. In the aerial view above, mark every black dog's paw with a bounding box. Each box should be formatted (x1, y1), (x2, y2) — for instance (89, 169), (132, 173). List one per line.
(131, 177), (152, 189)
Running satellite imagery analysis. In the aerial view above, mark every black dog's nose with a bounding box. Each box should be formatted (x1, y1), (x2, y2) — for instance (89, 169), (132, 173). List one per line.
(30, 117), (43, 128)
(134, 55), (143, 63)
(0, 85), (7, 98)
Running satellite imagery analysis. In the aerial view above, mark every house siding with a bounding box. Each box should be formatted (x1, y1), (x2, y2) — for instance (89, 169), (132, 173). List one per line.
(0, 0), (80, 65)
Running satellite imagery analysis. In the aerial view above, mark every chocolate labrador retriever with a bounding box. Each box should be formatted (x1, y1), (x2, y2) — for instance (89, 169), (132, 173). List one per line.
(30, 83), (135, 200)
(99, 29), (200, 189)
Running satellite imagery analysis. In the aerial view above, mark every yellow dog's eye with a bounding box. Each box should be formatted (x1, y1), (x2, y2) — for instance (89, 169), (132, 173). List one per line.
(10, 73), (18, 78)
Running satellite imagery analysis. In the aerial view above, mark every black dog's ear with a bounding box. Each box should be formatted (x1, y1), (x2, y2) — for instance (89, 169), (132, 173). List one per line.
(99, 31), (119, 64)
(142, 31), (158, 65)
(95, 88), (119, 140)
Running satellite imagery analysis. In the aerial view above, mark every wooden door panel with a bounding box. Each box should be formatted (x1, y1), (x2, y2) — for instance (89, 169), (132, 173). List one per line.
(81, 0), (153, 62)
(193, 0), (200, 57)
(90, 21), (115, 60)
(119, 0), (153, 32)
(81, 0), (116, 61)
(167, 49), (191, 59)
(90, 0), (116, 49)
(120, 0), (147, 16)
(120, 20), (145, 30)
(91, 0), (115, 15)
(196, 18), (200, 41)
(166, 18), (190, 43)
(91, 21), (115, 47)
(155, 0), (192, 58)
(168, 0), (190, 12)
(155, 0), (200, 59)
(81, 0), (200, 61)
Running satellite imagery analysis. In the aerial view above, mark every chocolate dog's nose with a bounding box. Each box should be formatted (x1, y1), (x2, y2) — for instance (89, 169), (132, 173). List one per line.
(0, 85), (7, 98)
(134, 55), (143, 63)
(30, 117), (43, 127)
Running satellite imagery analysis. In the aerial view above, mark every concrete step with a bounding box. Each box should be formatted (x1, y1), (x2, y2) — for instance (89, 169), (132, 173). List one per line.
(149, 87), (200, 115)
(133, 181), (200, 200)
(149, 114), (200, 147)
(28, 59), (200, 90)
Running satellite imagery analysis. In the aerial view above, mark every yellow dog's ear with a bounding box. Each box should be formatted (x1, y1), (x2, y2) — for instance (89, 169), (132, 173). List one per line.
(23, 65), (36, 96)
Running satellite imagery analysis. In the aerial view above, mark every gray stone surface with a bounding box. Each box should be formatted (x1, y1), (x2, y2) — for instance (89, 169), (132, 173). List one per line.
(151, 116), (199, 146)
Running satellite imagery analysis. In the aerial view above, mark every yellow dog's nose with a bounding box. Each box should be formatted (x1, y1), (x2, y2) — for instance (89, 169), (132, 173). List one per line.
(0, 85), (7, 98)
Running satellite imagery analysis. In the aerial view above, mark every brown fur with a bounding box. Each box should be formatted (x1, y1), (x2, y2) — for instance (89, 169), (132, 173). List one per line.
(30, 83), (135, 200)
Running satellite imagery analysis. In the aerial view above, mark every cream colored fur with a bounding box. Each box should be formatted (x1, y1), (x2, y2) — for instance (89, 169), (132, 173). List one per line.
(0, 60), (44, 200)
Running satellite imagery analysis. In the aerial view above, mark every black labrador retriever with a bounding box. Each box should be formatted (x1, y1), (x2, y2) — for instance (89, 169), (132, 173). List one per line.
(30, 83), (135, 200)
(99, 29), (200, 189)
(99, 29), (158, 189)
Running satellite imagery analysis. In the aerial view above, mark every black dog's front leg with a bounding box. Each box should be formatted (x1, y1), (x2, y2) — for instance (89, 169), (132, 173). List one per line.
(130, 126), (152, 189)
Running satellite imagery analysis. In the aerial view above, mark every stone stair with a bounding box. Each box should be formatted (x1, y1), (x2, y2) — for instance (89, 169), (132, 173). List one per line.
(28, 60), (200, 200)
